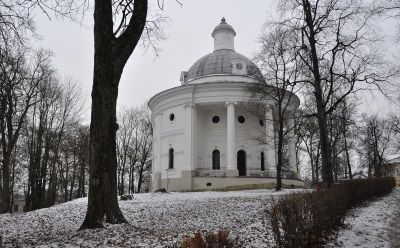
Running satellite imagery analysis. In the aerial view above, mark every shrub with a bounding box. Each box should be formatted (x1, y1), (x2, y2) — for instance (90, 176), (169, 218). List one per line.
(179, 229), (241, 248)
(268, 177), (395, 247)
(120, 195), (133, 200)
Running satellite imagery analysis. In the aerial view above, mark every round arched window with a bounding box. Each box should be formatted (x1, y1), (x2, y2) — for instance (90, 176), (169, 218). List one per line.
(212, 115), (220, 123)
(169, 113), (175, 121)
(238, 116), (245, 123)
(259, 119), (264, 126)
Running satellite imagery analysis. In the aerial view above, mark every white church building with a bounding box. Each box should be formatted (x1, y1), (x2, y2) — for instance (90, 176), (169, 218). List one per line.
(149, 18), (302, 192)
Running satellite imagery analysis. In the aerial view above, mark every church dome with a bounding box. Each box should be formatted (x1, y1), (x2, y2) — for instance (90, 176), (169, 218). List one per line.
(185, 49), (263, 82)
(181, 18), (264, 84)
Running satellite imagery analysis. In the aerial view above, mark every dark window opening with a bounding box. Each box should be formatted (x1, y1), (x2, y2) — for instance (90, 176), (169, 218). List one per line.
(169, 148), (174, 169)
(206, 182), (212, 186)
(212, 149), (220, 170)
(238, 116), (245, 123)
(261, 152), (265, 171)
(259, 119), (264, 126)
(237, 150), (246, 176)
(212, 115), (220, 123)
(169, 113), (175, 121)
(14, 204), (18, 212)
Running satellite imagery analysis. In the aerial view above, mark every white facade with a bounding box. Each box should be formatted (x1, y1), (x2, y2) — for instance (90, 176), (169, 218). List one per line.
(148, 18), (301, 192)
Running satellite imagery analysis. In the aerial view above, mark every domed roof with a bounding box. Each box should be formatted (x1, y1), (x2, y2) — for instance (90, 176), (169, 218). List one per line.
(212, 17), (236, 37)
(185, 49), (263, 82)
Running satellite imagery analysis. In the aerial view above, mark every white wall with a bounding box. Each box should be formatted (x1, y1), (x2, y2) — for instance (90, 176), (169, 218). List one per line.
(158, 105), (186, 179)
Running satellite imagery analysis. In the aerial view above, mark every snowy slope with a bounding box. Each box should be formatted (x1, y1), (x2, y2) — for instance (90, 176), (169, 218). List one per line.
(0, 189), (302, 247)
(0, 188), (398, 247)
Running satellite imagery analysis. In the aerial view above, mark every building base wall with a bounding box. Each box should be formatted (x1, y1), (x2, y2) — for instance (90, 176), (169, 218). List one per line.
(155, 176), (304, 192)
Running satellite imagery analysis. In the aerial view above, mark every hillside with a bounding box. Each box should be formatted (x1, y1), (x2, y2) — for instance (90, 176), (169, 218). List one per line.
(0, 188), (399, 247)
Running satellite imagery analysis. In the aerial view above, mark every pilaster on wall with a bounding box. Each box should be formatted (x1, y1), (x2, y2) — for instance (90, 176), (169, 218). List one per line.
(287, 116), (297, 172)
(265, 108), (276, 171)
(151, 112), (163, 174)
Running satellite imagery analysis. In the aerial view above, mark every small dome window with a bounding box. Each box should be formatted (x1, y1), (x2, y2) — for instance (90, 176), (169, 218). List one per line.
(259, 119), (264, 126)
(169, 113), (175, 122)
(212, 115), (220, 123)
(236, 63), (243, 70)
(238, 116), (245, 123)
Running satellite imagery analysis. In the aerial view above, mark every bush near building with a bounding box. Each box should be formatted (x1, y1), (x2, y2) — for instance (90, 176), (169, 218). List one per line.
(179, 229), (241, 248)
(268, 177), (396, 248)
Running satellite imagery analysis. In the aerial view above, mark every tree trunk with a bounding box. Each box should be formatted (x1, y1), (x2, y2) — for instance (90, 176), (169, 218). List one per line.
(80, 1), (124, 228)
(80, 0), (147, 229)
(302, 0), (333, 187)
(276, 116), (284, 191)
(1, 153), (11, 213)
(343, 134), (352, 179)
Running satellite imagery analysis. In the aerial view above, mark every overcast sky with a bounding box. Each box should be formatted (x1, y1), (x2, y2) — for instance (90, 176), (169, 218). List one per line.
(32, 0), (399, 121)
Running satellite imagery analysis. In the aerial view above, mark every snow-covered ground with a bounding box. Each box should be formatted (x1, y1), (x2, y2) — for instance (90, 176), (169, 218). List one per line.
(0, 189), (303, 247)
(327, 188), (400, 248)
(0, 188), (399, 247)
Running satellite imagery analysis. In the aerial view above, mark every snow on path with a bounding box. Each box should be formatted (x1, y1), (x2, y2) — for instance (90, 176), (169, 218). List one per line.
(0, 189), (303, 247)
(327, 188), (400, 248)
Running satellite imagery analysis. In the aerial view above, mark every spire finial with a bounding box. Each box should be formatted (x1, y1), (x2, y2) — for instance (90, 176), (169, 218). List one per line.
(221, 17), (226, 23)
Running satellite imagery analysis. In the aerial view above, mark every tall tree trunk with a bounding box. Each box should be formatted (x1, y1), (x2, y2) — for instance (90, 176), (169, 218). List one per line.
(80, 0), (147, 229)
(343, 134), (352, 179)
(276, 115), (284, 191)
(302, 0), (333, 187)
(69, 152), (78, 201)
(1, 153), (11, 213)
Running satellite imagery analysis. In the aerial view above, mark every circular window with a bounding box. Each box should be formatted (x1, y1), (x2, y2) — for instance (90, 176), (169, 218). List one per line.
(259, 119), (264, 126)
(212, 115), (220, 123)
(236, 63), (243, 70)
(169, 113), (175, 121)
(238, 116), (245, 123)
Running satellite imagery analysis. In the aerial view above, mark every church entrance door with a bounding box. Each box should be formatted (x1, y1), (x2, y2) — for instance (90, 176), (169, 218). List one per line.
(237, 150), (246, 176)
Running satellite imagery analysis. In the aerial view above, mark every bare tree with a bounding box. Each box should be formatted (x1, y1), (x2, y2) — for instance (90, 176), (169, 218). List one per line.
(0, 48), (53, 213)
(0, 0), (88, 47)
(357, 113), (394, 177)
(248, 27), (302, 190)
(338, 99), (358, 179)
(274, 0), (397, 187)
(297, 108), (321, 184)
(116, 105), (152, 194)
(81, 0), (172, 229)
(116, 107), (140, 195)
(134, 106), (152, 193)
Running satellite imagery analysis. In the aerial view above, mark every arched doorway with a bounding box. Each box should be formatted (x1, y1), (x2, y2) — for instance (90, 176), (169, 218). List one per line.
(237, 150), (246, 176)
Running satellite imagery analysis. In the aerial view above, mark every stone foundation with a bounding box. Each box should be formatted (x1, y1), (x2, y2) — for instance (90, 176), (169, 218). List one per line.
(155, 176), (304, 192)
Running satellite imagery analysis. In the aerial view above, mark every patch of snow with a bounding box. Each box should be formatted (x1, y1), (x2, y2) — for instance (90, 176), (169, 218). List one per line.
(327, 188), (400, 248)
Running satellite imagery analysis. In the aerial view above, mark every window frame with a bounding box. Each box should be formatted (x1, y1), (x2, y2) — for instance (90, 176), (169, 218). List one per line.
(212, 149), (220, 170)
(168, 148), (174, 169)
(261, 152), (265, 171)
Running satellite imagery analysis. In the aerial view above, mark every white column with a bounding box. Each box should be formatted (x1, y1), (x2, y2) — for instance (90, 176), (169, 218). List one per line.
(226, 101), (238, 176)
(265, 108), (276, 171)
(184, 103), (196, 171)
(287, 116), (297, 174)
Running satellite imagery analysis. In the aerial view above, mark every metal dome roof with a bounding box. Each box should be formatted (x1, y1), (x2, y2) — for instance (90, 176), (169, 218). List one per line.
(212, 17), (236, 38)
(185, 49), (263, 83)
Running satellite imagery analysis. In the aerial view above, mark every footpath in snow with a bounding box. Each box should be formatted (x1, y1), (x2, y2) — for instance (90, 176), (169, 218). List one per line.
(327, 188), (400, 248)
